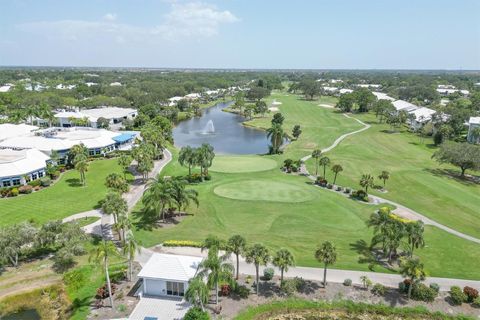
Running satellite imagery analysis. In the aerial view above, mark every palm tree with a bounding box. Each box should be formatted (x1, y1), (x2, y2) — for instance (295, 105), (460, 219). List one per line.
(266, 123), (286, 154)
(311, 149), (322, 176)
(196, 144), (215, 177)
(89, 240), (118, 308)
(105, 173), (129, 194)
(272, 249), (295, 282)
(102, 191), (128, 225)
(331, 164), (343, 185)
(378, 171), (390, 188)
(178, 146), (196, 176)
(406, 221), (425, 257)
(169, 176), (199, 213)
(118, 154), (132, 179)
(143, 175), (173, 221)
(116, 213), (133, 244)
(245, 244), (270, 294)
(319, 156), (330, 178)
(185, 276), (209, 311)
(399, 257), (426, 300)
(359, 174), (375, 193)
(315, 241), (337, 287)
(227, 235), (246, 280)
(75, 158), (89, 186)
(197, 247), (234, 304)
(201, 235), (224, 252)
(123, 231), (141, 281)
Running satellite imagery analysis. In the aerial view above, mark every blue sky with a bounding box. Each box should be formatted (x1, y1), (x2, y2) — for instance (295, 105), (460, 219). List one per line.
(1, 0), (479, 69)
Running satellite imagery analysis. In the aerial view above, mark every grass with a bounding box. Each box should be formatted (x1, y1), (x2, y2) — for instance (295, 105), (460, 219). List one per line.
(75, 216), (101, 227)
(0, 158), (131, 226)
(213, 179), (315, 203)
(211, 156), (277, 173)
(234, 299), (474, 320)
(305, 112), (480, 238)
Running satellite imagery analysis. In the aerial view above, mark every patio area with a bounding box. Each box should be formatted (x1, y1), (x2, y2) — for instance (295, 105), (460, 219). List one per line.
(128, 296), (191, 320)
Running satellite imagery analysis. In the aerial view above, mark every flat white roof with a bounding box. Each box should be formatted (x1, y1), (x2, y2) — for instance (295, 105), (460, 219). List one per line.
(392, 100), (418, 112)
(339, 88), (353, 94)
(0, 148), (49, 178)
(410, 107), (436, 122)
(0, 128), (121, 152)
(357, 84), (381, 88)
(469, 117), (480, 125)
(0, 123), (38, 142)
(55, 107), (136, 122)
(138, 253), (203, 282)
(372, 91), (395, 101)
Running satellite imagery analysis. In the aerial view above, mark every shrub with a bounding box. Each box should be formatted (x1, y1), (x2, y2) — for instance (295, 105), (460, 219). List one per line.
(19, 185), (33, 194)
(220, 284), (231, 296)
(360, 275), (372, 289)
(326, 183), (333, 189)
(28, 179), (41, 187)
(10, 187), (19, 197)
(343, 279), (352, 286)
(344, 187), (351, 194)
(351, 189), (368, 201)
(263, 267), (274, 281)
(186, 173), (203, 183)
(245, 275), (252, 284)
(463, 286), (479, 303)
(232, 284), (249, 298)
(280, 279), (297, 296)
(372, 283), (386, 296)
(473, 296), (480, 307)
(411, 283), (437, 302)
(162, 240), (202, 248)
(96, 283), (117, 299)
(315, 177), (327, 187)
(429, 283), (440, 293)
(449, 286), (467, 305)
(336, 186), (342, 191)
(184, 307), (210, 320)
(40, 177), (52, 187)
(204, 174), (212, 181)
(398, 281), (407, 294)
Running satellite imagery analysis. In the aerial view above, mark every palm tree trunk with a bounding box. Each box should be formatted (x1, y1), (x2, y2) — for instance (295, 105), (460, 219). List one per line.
(215, 281), (219, 304)
(323, 166), (326, 178)
(236, 254), (240, 280)
(407, 279), (413, 299)
(315, 159), (318, 176)
(334, 173), (338, 184)
(105, 257), (114, 308)
(281, 268), (284, 283)
(323, 264), (327, 287)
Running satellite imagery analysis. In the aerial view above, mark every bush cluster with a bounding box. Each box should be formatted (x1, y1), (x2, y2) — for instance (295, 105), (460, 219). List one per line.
(449, 286), (467, 305)
(162, 240), (203, 248)
(232, 284), (250, 298)
(315, 177), (328, 187)
(184, 307), (210, 320)
(95, 283), (117, 299)
(280, 277), (306, 296)
(411, 283), (437, 302)
(351, 189), (369, 202)
(186, 173), (212, 183)
(343, 279), (352, 286)
(371, 283), (386, 296)
(463, 286), (479, 303)
(263, 268), (274, 281)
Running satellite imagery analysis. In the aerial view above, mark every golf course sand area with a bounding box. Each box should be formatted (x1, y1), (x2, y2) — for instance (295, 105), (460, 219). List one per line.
(214, 180), (314, 202)
(210, 156), (278, 173)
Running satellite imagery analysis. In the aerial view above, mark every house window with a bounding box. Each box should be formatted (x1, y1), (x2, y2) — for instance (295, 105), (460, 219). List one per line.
(95, 149), (101, 155)
(166, 281), (185, 296)
(3, 180), (11, 187)
(31, 173), (38, 180)
(12, 178), (21, 186)
(89, 150), (95, 156)
(38, 171), (44, 178)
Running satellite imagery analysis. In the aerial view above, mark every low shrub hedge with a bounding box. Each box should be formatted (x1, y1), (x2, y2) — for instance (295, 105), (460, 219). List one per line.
(449, 286), (467, 305)
(162, 240), (202, 248)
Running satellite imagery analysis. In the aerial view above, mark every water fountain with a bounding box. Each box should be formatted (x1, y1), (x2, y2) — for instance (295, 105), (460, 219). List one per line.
(203, 120), (215, 134)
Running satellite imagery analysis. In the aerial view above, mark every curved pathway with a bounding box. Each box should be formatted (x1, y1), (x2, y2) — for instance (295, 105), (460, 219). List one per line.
(298, 114), (480, 244)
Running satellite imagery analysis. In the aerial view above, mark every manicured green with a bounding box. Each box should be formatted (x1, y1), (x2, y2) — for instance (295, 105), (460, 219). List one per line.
(214, 180), (315, 203)
(305, 112), (480, 238)
(76, 216), (101, 227)
(0, 159), (130, 226)
(210, 156), (277, 173)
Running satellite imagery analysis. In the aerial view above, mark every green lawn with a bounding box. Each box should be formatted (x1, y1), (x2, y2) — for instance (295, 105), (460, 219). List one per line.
(0, 159), (128, 226)
(305, 112), (480, 239)
(211, 156), (277, 173)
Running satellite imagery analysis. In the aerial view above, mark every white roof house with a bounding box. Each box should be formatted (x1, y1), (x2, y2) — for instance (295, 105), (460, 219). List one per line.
(372, 92), (395, 101)
(0, 123), (38, 142)
(54, 107), (137, 128)
(339, 88), (353, 94)
(409, 107), (436, 123)
(436, 88), (470, 96)
(322, 86), (339, 93)
(0, 84), (14, 92)
(184, 93), (201, 100)
(467, 117), (480, 143)
(357, 84), (381, 88)
(56, 84), (76, 90)
(392, 100), (419, 112)
(138, 253), (203, 297)
(0, 148), (50, 186)
(109, 82), (122, 87)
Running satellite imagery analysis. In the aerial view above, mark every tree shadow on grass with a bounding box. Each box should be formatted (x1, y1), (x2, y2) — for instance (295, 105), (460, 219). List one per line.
(424, 168), (479, 186)
(65, 178), (82, 187)
(349, 240), (397, 272)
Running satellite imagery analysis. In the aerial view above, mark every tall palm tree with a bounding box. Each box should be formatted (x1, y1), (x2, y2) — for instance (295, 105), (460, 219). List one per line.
(196, 143), (215, 177)
(359, 174), (375, 193)
(123, 231), (141, 281)
(266, 123), (287, 154)
(315, 241), (337, 287)
(331, 164), (343, 184)
(311, 149), (322, 176)
(169, 176), (199, 212)
(378, 171), (390, 187)
(406, 221), (425, 257)
(399, 257), (426, 300)
(185, 277), (209, 311)
(118, 154), (133, 179)
(89, 240), (118, 308)
(143, 175), (173, 221)
(102, 191), (128, 225)
(245, 243), (270, 294)
(75, 158), (89, 186)
(227, 235), (246, 280)
(197, 247), (234, 304)
(178, 146), (196, 176)
(272, 248), (295, 282)
(116, 213), (133, 244)
(201, 235), (224, 252)
(105, 173), (129, 194)
(319, 156), (330, 178)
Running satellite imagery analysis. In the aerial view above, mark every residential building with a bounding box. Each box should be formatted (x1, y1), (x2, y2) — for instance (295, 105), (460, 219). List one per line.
(407, 107), (437, 131)
(372, 92), (395, 101)
(54, 107), (137, 128)
(467, 117), (480, 143)
(0, 148), (50, 187)
(392, 100), (419, 113)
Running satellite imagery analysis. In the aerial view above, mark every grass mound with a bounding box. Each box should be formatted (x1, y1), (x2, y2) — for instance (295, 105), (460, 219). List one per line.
(213, 180), (314, 202)
(211, 156), (278, 173)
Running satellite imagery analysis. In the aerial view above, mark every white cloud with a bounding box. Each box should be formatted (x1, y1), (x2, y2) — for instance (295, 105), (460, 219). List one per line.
(16, 2), (239, 44)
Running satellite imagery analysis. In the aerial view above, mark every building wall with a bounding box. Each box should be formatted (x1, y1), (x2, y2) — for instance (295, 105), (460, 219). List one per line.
(1, 168), (46, 187)
(467, 123), (480, 143)
(143, 278), (189, 297)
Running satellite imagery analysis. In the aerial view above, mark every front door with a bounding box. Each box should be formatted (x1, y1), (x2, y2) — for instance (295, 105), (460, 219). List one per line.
(166, 281), (185, 296)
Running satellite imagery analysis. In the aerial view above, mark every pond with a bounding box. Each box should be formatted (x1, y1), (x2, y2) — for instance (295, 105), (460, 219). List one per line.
(2, 309), (41, 320)
(173, 101), (270, 155)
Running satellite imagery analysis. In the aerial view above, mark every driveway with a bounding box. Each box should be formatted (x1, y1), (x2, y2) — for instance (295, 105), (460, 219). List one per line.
(128, 296), (191, 320)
